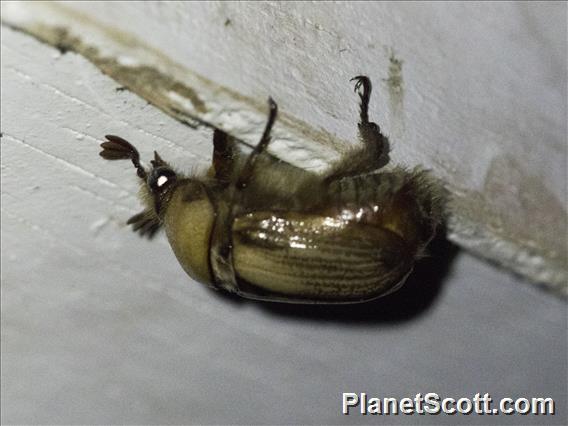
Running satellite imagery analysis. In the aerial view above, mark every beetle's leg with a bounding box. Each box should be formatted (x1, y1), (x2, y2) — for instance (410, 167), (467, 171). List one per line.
(207, 99), (278, 294)
(351, 75), (389, 161)
(126, 210), (161, 239)
(353, 75), (372, 124)
(323, 76), (389, 183)
(235, 98), (278, 190)
(210, 129), (238, 183)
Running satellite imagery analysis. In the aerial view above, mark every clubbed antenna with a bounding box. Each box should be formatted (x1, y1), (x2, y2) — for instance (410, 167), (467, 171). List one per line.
(100, 135), (147, 179)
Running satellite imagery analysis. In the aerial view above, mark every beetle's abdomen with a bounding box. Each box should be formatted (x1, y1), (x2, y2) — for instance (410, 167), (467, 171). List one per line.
(328, 168), (444, 251)
(232, 212), (413, 302)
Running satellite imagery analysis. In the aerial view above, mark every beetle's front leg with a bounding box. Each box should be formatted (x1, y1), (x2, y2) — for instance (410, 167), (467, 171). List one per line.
(126, 209), (161, 239)
(207, 98), (279, 295)
(324, 76), (390, 182)
(210, 129), (239, 184)
(235, 98), (278, 191)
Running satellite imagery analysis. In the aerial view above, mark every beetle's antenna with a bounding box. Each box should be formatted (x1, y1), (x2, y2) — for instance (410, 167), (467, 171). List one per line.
(100, 135), (147, 179)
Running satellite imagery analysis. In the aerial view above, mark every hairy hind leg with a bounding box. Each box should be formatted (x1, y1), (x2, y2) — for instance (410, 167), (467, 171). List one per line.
(324, 76), (390, 183)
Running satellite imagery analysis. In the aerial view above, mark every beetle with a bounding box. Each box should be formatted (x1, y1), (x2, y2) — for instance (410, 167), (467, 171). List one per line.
(100, 76), (445, 303)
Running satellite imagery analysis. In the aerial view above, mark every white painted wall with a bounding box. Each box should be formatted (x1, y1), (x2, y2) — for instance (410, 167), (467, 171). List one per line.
(1, 2), (567, 424)
(2, 1), (566, 291)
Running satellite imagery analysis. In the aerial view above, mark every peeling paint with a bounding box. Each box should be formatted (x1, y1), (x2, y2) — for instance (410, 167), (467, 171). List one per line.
(484, 155), (566, 259)
(2, 7), (345, 159)
(21, 25), (207, 116)
(103, 63), (207, 114)
(448, 154), (567, 293)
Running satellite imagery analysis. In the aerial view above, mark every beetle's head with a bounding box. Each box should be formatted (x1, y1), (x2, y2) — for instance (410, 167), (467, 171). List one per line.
(100, 135), (179, 215)
(144, 151), (179, 214)
(100, 135), (214, 283)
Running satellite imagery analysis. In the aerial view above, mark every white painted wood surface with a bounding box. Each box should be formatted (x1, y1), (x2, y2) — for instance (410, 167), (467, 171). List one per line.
(1, 3), (567, 425)
(1, 1), (566, 291)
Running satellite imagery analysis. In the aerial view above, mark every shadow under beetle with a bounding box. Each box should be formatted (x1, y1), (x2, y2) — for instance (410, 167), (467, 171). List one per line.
(100, 76), (445, 304)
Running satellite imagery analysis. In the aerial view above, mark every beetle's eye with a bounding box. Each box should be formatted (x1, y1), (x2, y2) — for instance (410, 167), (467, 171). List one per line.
(149, 167), (177, 193)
